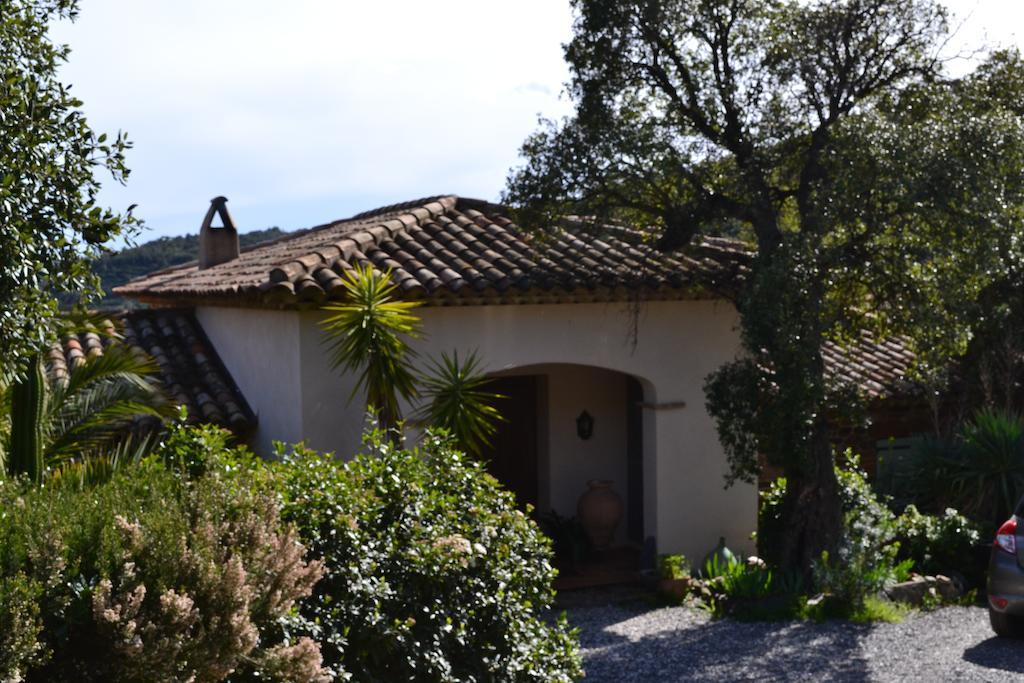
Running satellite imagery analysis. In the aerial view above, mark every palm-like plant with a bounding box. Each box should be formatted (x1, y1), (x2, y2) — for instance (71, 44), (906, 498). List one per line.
(320, 266), (507, 452)
(952, 410), (1024, 527)
(320, 264), (422, 435)
(415, 351), (506, 455)
(0, 330), (171, 485)
(914, 409), (1024, 531)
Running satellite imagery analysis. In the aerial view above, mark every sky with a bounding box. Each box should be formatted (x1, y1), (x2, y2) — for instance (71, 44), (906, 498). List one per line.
(48, 0), (1024, 243)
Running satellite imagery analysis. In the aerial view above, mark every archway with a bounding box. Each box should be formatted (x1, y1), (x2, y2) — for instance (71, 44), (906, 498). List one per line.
(480, 363), (654, 556)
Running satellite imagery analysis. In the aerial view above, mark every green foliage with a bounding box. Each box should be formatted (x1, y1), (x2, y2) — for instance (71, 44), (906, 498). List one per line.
(320, 264), (422, 433)
(83, 227), (285, 310)
(697, 556), (805, 620)
(6, 355), (47, 482)
(911, 409), (1024, 533)
(658, 554), (690, 581)
(0, 573), (45, 679)
(0, 328), (172, 485)
(537, 510), (591, 571)
(0, 431), (327, 682)
(892, 505), (980, 578)
(321, 266), (507, 452)
(701, 552), (739, 580)
(0, 0), (141, 379)
(859, 596), (910, 623)
(415, 350), (506, 455)
(763, 452), (980, 611)
(506, 0), (1024, 574)
(270, 431), (583, 682)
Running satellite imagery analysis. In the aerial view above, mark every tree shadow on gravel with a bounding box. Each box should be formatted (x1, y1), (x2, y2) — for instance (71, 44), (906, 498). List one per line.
(962, 637), (1024, 675)
(572, 606), (874, 682)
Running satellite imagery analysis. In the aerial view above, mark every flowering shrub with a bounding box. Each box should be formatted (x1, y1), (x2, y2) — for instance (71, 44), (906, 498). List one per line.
(271, 430), (583, 681)
(761, 451), (979, 613)
(0, 432), (327, 682)
(892, 505), (981, 581)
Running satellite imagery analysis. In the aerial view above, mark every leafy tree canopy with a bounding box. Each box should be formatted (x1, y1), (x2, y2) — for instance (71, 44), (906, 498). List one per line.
(0, 0), (139, 380)
(505, 0), (1024, 572)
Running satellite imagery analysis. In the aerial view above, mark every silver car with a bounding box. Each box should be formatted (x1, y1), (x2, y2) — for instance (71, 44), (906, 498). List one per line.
(988, 498), (1024, 636)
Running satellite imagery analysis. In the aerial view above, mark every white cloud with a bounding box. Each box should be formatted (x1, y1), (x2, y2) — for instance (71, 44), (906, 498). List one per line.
(50, 0), (575, 237)
(48, 0), (1024, 240)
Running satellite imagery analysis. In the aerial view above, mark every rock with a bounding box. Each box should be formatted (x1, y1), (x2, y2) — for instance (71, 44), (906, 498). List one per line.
(886, 579), (931, 605)
(934, 575), (960, 601)
(885, 575), (962, 605)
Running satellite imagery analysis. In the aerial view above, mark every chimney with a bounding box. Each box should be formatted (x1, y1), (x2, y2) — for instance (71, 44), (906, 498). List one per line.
(198, 196), (240, 269)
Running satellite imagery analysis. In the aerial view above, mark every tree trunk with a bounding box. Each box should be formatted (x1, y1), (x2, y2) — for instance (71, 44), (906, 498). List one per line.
(776, 418), (843, 580)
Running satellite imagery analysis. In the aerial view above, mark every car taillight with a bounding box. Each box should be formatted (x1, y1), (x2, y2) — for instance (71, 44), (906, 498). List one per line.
(995, 518), (1018, 555)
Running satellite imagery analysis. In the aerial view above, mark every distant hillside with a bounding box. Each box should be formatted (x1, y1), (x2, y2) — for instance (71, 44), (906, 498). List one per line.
(92, 227), (286, 309)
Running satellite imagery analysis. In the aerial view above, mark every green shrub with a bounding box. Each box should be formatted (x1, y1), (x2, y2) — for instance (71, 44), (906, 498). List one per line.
(0, 426), (326, 682)
(658, 553), (691, 580)
(910, 409), (1024, 534)
(761, 450), (974, 610)
(0, 573), (45, 679)
(892, 505), (981, 581)
(271, 430), (583, 682)
(695, 554), (804, 620)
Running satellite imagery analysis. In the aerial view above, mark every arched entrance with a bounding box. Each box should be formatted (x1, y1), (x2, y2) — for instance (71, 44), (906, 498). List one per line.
(480, 364), (651, 549)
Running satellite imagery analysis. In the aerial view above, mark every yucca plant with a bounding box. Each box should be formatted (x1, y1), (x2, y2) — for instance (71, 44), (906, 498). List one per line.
(913, 409), (1024, 532)
(415, 351), (506, 455)
(0, 329), (171, 485)
(951, 409), (1024, 528)
(320, 264), (423, 435)
(320, 265), (508, 453)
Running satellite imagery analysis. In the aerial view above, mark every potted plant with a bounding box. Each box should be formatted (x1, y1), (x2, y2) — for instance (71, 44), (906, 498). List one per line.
(657, 553), (693, 601)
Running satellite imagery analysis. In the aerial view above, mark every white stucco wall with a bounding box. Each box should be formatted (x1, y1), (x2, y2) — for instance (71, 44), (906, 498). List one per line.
(195, 299), (757, 562)
(195, 307), (304, 451)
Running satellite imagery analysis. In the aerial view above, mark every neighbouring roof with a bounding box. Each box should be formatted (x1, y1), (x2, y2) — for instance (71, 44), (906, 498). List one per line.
(115, 196), (752, 307)
(46, 310), (254, 432)
(823, 332), (918, 401)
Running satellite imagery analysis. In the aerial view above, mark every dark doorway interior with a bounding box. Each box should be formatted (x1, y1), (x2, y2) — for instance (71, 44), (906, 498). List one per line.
(481, 375), (539, 509)
(626, 377), (644, 543)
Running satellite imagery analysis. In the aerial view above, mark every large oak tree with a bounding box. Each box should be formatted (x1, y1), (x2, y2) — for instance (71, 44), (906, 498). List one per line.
(505, 0), (1024, 573)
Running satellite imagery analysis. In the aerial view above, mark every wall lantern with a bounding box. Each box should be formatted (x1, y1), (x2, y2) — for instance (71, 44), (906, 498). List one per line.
(576, 410), (594, 440)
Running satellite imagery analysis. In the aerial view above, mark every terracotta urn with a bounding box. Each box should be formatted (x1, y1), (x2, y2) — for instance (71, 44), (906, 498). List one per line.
(576, 480), (624, 550)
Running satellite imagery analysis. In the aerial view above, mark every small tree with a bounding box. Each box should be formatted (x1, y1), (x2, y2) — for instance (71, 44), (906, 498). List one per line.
(320, 265), (422, 435)
(0, 322), (171, 485)
(505, 0), (1024, 574)
(0, 0), (140, 382)
(415, 350), (505, 456)
(320, 265), (505, 451)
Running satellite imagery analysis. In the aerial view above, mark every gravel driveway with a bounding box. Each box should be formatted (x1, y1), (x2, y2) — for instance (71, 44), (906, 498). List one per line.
(562, 589), (1024, 681)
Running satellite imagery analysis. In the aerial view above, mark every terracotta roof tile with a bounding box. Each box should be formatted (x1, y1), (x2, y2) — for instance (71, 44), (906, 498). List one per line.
(113, 195), (920, 401)
(114, 196), (752, 306)
(823, 331), (918, 400)
(46, 310), (254, 433)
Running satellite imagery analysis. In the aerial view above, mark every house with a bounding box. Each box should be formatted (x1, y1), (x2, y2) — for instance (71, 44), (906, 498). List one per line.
(110, 195), (918, 563)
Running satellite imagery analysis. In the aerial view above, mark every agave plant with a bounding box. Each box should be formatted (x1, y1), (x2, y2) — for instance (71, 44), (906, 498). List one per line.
(913, 409), (1024, 531)
(952, 409), (1024, 527)
(320, 264), (422, 435)
(320, 266), (507, 452)
(0, 328), (171, 485)
(415, 350), (506, 455)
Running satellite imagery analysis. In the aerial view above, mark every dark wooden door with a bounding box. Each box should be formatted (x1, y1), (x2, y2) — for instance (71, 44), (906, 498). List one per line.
(481, 375), (539, 509)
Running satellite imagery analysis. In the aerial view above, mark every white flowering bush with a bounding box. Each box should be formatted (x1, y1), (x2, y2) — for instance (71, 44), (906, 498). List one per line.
(761, 451), (979, 615)
(0, 426), (327, 683)
(271, 430), (583, 682)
